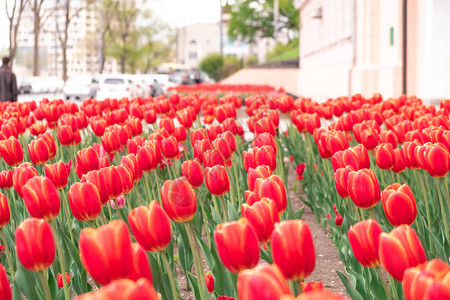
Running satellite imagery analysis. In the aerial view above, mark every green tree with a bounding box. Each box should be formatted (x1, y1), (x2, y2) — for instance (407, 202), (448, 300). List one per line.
(199, 54), (224, 82)
(227, 0), (299, 43)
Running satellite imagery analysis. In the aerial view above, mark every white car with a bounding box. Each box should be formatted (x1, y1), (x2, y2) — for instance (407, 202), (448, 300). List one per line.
(29, 77), (48, 94)
(47, 77), (64, 93)
(127, 75), (151, 98)
(96, 75), (136, 100)
(63, 75), (98, 100)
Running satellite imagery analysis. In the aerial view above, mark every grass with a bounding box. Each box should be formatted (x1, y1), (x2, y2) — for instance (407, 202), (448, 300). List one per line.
(266, 47), (299, 63)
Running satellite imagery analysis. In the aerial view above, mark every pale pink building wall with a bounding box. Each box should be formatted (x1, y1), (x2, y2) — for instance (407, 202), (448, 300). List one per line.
(298, 0), (450, 103)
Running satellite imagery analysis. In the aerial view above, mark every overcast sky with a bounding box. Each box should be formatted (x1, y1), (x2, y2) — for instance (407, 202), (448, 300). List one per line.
(0, 0), (221, 53)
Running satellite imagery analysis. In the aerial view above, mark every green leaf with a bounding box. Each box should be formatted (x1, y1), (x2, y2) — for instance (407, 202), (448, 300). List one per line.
(47, 268), (58, 300)
(197, 235), (213, 269)
(14, 258), (40, 300)
(293, 206), (305, 220)
(336, 270), (364, 300)
(368, 268), (387, 300)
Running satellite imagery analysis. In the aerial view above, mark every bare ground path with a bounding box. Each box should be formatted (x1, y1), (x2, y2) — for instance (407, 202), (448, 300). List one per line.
(287, 164), (348, 296)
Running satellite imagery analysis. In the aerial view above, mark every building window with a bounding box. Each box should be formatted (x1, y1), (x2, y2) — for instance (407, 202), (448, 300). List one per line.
(190, 40), (196, 45)
(189, 52), (197, 60)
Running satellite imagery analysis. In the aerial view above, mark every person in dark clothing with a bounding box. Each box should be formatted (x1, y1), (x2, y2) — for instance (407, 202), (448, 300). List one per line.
(0, 56), (18, 102)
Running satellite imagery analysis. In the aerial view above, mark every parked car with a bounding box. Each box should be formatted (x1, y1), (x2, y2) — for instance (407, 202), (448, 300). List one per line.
(169, 73), (194, 86)
(63, 75), (99, 100)
(29, 77), (48, 94)
(17, 76), (31, 94)
(96, 75), (136, 100)
(127, 75), (150, 98)
(47, 77), (64, 93)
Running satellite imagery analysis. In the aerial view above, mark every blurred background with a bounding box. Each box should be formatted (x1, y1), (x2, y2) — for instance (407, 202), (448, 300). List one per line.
(1, 0), (449, 104)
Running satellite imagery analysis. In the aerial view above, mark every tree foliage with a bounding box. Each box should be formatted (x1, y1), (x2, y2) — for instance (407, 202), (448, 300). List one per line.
(227, 0), (299, 43)
(199, 54), (242, 82)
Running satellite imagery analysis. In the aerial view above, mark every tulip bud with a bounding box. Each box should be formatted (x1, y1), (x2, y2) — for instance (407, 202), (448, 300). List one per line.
(237, 263), (291, 300)
(128, 201), (172, 252)
(271, 220), (315, 280)
(241, 198), (279, 243)
(21, 176), (60, 221)
(15, 218), (55, 271)
(347, 169), (381, 209)
(79, 220), (133, 285)
(379, 225), (426, 281)
(0, 193), (10, 228)
(381, 183), (417, 226)
(68, 182), (102, 222)
(214, 218), (260, 273)
(161, 177), (197, 223)
(348, 219), (383, 267)
(204, 273), (214, 293)
(58, 124), (74, 146)
(57, 272), (70, 289)
(0, 263), (11, 300)
(204, 165), (230, 196)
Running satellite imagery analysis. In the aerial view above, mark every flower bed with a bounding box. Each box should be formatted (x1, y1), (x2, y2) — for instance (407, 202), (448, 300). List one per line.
(0, 90), (448, 299)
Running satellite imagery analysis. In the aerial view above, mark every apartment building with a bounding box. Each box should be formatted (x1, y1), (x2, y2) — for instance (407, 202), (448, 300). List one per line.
(15, 0), (118, 78)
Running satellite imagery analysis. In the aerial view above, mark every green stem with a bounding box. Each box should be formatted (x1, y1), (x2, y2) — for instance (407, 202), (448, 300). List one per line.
(0, 229), (15, 280)
(368, 207), (377, 222)
(38, 270), (52, 300)
(185, 221), (207, 300)
(50, 221), (70, 300)
(376, 266), (392, 300)
(153, 171), (162, 203)
(197, 190), (212, 245)
(220, 196), (229, 222)
(433, 178), (450, 242)
(160, 250), (178, 299)
(60, 190), (75, 245)
(144, 173), (154, 203)
(232, 160), (241, 206)
(415, 171), (432, 228)
(389, 171), (396, 184)
(288, 280), (295, 296)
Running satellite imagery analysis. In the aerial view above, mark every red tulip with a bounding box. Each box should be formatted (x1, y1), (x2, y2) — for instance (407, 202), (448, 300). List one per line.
(0, 264), (11, 300)
(21, 176), (60, 221)
(101, 129), (121, 154)
(254, 117), (276, 136)
(213, 137), (233, 161)
(57, 272), (70, 289)
(247, 165), (272, 191)
(193, 139), (213, 162)
(76, 146), (100, 179)
(68, 182), (102, 222)
(76, 278), (159, 300)
(128, 201), (172, 252)
(255, 145), (277, 172)
(253, 133), (277, 154)
(334, 166), (354, 198)
(379, 225), (426, 281)
(99, 166), (123, 199)
(402, 259), (450, 300)
(79, 220), (133, 285)
(361, 128), (380, 150)
(271, 220), (315, 280)
(130, 243), (153, 283)
(204, 273), (214, 293)
(392, 148), (407, 173)
(159, 118), (175, 135)
(381, 183), (417, 226)
(348, 219), (383, 267)
(144, 109), (157, 124)
(347, 169), (381, 209)
(204, 165), (230, 196)
(0, 137), (23, 166)
(374, 143), (395, 170)
(127, 136), (145, 155)
(0, 171), (13, 189)
(28, 138), (50, 165)
(161, 136), (179, 159)
(40, 132), (57, 160)
(180, 159), (203, 188)
(161, 177), (197, 223)
(380, 130), (398, 148)
(13, 162), (38, 198)
(81, 170), (109, 205)
(202, 149), (225, 168)
(0, 193), (10, 228)
(254, 175), (287, 215)
(45, 161), (70, 190)
(241, 198), (279, 243)
(15, 218), (55, 271)
(121, 154), (143, 184)
(58, 125), (74, 146)
(214, 218), (260, 273)
(190, 128), (208, 147)
(137, 142), (160, 172)
(237, 263), (291, 300)
(301, 281), (324, 293)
